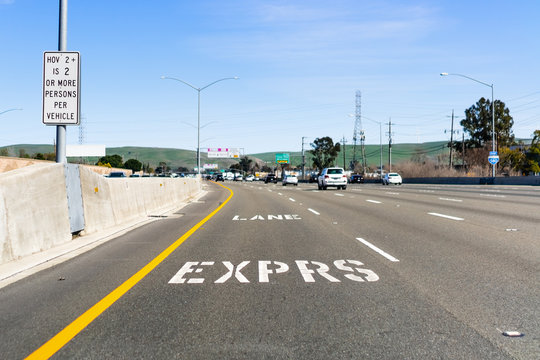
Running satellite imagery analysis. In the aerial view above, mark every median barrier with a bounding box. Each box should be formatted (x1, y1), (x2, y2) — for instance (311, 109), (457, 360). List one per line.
(0, 163), (72, 264)
(79, 167), (201, 235)
(0, 164), (202, 266)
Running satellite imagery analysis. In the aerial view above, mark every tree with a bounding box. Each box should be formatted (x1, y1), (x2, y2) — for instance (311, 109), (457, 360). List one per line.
(124, 158), (142, 173)
(522, 130), (540, 175)
(97, 154), (123, 168)
(461, 97), (515, 148)
(309, 137), (341, 170)
(238, 156), (253, 174)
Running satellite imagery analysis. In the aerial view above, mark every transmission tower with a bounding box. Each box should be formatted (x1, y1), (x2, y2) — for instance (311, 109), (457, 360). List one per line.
(78, 114), (86, 145)
(352, 91), (366, 173)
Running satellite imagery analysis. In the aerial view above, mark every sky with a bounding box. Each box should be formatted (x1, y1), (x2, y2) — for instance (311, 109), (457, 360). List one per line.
(1, 0), (539, 154)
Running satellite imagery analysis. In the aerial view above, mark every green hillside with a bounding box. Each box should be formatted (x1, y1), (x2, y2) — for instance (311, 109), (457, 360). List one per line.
(1, 141), (450, 171)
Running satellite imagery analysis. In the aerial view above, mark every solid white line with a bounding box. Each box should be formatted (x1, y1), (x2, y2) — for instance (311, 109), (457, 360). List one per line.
(356, 238), (399, 262)
(308, 208), (320, 215)
(439, 197), (463, 202)
(428, 212), (464, 221)
(289, 198), (296, 202)
(479, 194), (506, 198)
(366, 199), (381, 204)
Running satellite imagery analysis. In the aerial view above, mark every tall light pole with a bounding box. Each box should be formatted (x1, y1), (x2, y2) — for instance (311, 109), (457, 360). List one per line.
(161, 76), (238, 176)
(440, 72), (496, 177)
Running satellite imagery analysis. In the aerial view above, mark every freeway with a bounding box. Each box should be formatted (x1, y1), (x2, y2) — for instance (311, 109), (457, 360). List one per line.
(1, 181), (538, 359)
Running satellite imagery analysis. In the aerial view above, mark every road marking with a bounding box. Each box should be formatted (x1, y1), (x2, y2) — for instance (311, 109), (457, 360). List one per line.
(366, 199), (381, 204)
(289, 197), (296, 202)
(386, 192), (399, 195)
(335, 193), (345, 197)
(356, 238), (399, 262)
(439, 197), (463, 202)
(479, 194), (506, 198)
(308, 208), (320, 215)
(169, 260), (379, 284)
(25, 182), (234, 360)
(428, 212), (464, 221)
(277, 192), (283, 196)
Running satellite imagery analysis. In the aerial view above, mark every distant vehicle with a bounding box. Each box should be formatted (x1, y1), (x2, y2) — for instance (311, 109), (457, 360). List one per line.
(225, 172), (235, 181)
(108, 171), (126, 178)
(318, 167), (347, 190)
(264, 174), (278, 184)
(214, 174), (224, 182)
(349, 174), (364, 183)
(245, 175), (255, 182)
(282, 174), (298, 186)
(130, 174), (141, 178)
(382, 172), (402, 185)
(309, 173), (319, 183)
(234, 173), (243, 181)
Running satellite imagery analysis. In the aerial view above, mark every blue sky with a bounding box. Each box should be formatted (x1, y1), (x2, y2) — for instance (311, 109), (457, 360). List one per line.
(1, 0), (539, 154)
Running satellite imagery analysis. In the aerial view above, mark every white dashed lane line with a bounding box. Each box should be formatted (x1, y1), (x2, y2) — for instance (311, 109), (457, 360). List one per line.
(335, 193), (345, 197)
(289, 198), (296, 202)
(356, 238), (400, 262)
(366, 200), (382, 204)
(439, 197), (463, 202)
(308, 208), (320, 215)
(428, 212), (464, 221)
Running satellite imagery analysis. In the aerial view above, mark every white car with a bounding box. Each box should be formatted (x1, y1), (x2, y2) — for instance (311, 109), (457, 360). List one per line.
(282, 174), (298, 186)
(245, 175), (254, 182)
(318, 167), (347, 190)
(383, 172), (402, 185)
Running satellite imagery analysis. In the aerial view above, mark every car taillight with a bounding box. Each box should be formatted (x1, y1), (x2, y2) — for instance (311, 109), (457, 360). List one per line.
(342, 175), (347, 178)
(324, 175), (329, 178)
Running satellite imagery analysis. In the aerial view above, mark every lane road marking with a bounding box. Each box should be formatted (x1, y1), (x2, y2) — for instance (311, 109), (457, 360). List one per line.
(25, 182), (234, 360)
(356, 238), (399, 262)
(428, 212), (464, 221)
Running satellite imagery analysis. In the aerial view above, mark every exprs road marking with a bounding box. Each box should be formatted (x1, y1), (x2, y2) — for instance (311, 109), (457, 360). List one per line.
(25, 182), (235, 360)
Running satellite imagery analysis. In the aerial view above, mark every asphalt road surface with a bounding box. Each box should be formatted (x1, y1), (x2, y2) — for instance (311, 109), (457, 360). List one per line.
(1, 181), (538, 359)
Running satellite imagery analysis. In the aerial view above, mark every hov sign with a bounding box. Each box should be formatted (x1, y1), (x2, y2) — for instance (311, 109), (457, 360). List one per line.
(42, 51), (80, 125)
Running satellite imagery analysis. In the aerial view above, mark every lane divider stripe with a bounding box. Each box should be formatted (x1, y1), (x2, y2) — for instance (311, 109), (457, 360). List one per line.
(356, 238), (400, 262)
(26, 182), (234, 360)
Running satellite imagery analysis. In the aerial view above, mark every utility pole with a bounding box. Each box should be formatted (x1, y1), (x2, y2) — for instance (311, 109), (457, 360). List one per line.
(386, 119), (394, 172)
(301, 136), (307, 180)
(341, 136), (347, 169)
(449, 110), (455, 168)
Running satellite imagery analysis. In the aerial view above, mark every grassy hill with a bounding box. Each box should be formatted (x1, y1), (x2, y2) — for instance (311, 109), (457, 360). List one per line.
(1, 141), (449, 171)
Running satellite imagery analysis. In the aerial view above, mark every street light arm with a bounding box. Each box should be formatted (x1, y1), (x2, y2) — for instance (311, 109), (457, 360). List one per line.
(0, 108), (23, 116)
(440, 73), (492, 88)
(160, 76), (200, 91)
(200, 77), (239, 91)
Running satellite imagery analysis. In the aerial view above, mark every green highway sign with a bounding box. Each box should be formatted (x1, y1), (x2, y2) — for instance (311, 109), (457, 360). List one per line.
(275, 153), (290, 164)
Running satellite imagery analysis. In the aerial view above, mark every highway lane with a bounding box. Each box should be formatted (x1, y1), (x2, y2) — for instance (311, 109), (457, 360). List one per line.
(0, 181), (537, 359)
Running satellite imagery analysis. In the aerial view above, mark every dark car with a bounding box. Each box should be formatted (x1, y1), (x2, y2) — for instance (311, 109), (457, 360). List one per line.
(309, 173), (319, 183)
(264, 174), (278, 184)
(108, 171), (126, 178)
(214, 174), (224, 182)
(349, 174), (364, 183)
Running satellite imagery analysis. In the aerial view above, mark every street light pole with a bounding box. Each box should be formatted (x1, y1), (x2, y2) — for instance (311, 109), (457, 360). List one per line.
(161, 76), (238, 176)
(440, 72), (496, 177)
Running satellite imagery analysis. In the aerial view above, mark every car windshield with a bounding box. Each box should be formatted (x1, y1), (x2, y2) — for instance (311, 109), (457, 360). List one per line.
(328, 169), (343, 174)
(389, 173), (399, 177)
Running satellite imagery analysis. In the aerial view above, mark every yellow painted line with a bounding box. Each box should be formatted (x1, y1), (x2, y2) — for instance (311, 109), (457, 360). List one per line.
(26, 182), (233, 360)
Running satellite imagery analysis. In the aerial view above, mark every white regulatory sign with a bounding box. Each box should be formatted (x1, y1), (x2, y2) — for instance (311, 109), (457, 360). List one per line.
(42, 51), (80, 125)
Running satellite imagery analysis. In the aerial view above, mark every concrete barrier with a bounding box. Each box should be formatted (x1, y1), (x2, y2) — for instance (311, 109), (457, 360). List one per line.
(0, 163), (72, 264)
(79, 167), (201, 235)
(0, 164), (201, 265)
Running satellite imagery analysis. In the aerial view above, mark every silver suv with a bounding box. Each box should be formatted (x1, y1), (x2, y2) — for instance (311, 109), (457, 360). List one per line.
(318, 167), (347, 190)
